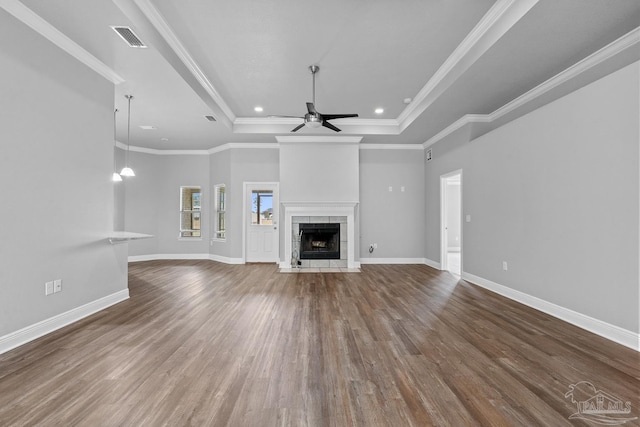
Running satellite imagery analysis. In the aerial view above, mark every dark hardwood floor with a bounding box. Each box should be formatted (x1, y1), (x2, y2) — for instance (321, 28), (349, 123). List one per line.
(0, 261), (638, 426)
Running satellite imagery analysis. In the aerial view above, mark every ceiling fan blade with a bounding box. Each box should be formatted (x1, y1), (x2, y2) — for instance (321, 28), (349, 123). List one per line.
(322, 121), (341, 132)
(269, 115), (304, 119)
(306, 102), (317, 114)
(322, 113), (359, 120)
(291, 123), (306, 132)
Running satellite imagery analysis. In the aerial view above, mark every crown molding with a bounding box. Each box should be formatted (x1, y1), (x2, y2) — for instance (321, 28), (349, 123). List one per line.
(118, 142), (280, 155)
(488, 26), (640, 123)
(233, 117), (400, 134)
(234, 117), (398, 127)
(423, 26), (640, 149)
(359, 144), (424, 150)
(208, 142), (279, 154)
(134, 0), (236, 124)
(130, 145), (210, 155)
(398, 0), (538, 131)
(275, 136), (363, 144)
(0, 0), (124, 85)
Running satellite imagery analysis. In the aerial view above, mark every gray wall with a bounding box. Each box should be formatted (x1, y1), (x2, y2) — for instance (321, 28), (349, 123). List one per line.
(279, 143), (360, 202)
(425, 61), (639, 332)
(0, 11), (127, 336)
(127, 152), (210, 256)
(359, 149), (426, 260)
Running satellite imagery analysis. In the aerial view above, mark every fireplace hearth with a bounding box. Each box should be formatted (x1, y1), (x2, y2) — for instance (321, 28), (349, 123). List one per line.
(299, 223), (340, 260)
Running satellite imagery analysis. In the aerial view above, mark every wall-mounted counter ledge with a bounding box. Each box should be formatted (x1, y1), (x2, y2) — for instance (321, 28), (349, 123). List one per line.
(109, 232), (154, 244)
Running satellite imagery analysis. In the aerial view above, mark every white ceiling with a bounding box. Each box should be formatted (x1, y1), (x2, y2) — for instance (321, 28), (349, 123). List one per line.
(6, 0), (640, 150)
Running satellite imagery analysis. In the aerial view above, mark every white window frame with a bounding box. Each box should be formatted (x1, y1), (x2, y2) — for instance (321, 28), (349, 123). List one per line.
(179, 186), (202, 239)
(213, 184), (226, 241)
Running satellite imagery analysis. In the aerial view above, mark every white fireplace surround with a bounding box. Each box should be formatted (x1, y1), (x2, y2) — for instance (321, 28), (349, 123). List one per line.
(281, 202), (358, 269)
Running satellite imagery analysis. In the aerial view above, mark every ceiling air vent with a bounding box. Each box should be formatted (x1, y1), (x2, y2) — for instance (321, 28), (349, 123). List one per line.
(204, 115), (216, 122)
(111, 26), (147, 48)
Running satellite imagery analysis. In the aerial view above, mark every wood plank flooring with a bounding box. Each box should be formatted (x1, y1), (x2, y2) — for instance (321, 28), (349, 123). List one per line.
(0, 261), (638, 426)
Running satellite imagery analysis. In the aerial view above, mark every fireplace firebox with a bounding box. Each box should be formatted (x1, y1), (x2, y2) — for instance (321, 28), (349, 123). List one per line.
(299, 223), (340, 260)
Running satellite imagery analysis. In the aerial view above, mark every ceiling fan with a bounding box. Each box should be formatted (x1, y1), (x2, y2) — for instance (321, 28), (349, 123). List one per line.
(271, 65), (358, 132)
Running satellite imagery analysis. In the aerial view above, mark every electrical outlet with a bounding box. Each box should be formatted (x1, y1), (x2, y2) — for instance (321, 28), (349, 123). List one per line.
(401, 186), (405, 192)
(388, 186), (393, 192)
(502, 261), (508, 271)
(53, 279), (62, 293)
(45, 281), (54, 296)
(466, 215), (471, 223)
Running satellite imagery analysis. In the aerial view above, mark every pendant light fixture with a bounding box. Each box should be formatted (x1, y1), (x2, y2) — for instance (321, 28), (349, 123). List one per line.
(120, 94), (135, 177)
(112, 108), (123, 182)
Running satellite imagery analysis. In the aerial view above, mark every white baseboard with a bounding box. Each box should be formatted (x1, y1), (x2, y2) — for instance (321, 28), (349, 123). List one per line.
(208, 254), (244, 265)
(128, 253), (244, 264)
(424, 258), (442, 270)
(462, 272), (639, 352)
(360, 257), (428, 265)
(0, 289), (129, 355)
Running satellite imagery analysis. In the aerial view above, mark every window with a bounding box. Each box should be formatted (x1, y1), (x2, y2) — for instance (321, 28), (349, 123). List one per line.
(180, 186), (201, 238)
(214, 184), (226, 240)
(251, 190), (273, 225)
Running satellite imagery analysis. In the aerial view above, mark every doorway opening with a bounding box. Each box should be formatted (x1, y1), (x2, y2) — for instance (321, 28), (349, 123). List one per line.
(440, 171), (462, 276)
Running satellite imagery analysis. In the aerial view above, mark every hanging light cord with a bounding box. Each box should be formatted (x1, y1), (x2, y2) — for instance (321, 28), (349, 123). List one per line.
(113, 108), (118, 171)
(126, 95), (132, 167)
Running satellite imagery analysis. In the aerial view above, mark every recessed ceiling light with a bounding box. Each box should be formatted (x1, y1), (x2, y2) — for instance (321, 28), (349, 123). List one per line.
(374, 108), (384, 114)
(139, 125), (156, 130)
(403, 98), (412, 104)
(254, 106), (264, 113)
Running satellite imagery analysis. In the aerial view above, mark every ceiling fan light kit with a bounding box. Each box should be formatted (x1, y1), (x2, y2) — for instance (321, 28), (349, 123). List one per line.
(272, 65), (358, 133)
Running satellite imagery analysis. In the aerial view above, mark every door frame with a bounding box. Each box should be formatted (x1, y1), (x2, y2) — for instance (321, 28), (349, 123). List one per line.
(242, 182), (280, 264)
(440, 170), (462, 273)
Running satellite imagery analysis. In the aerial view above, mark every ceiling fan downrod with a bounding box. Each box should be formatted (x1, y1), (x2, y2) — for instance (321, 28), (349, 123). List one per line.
(309, 65), (319, 106)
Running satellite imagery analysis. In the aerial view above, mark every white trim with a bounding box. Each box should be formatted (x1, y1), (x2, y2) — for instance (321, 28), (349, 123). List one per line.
(0, 289), (129, 355)
(424, 258), (442, 270)
(128, 253), (210, 262)
(398, 0), (538, 131)
(462, 272), (640, 352)
(208, 254), (244, 265)
(120, 142), (281, 156)
(440, 170), (463, 273)
(276, 136), (363, 144)
(134, 0), (235, 125)
(360, 258), (428, 265)
(208, 142), (280, 154)
(128, 253), (244, 264)
(489, 26), (640, 123)
(359, 144), (424, 150)
(0, 0), (125, 85)
(131, 146), (210, 155)
(423, 27), (640, 149)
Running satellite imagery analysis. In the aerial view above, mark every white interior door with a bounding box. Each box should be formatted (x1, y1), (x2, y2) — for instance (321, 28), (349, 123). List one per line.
(245, 183), (279, 263)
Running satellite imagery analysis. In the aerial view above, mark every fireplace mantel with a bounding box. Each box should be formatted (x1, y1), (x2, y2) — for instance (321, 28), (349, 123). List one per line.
(281, 202), (358, 269)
